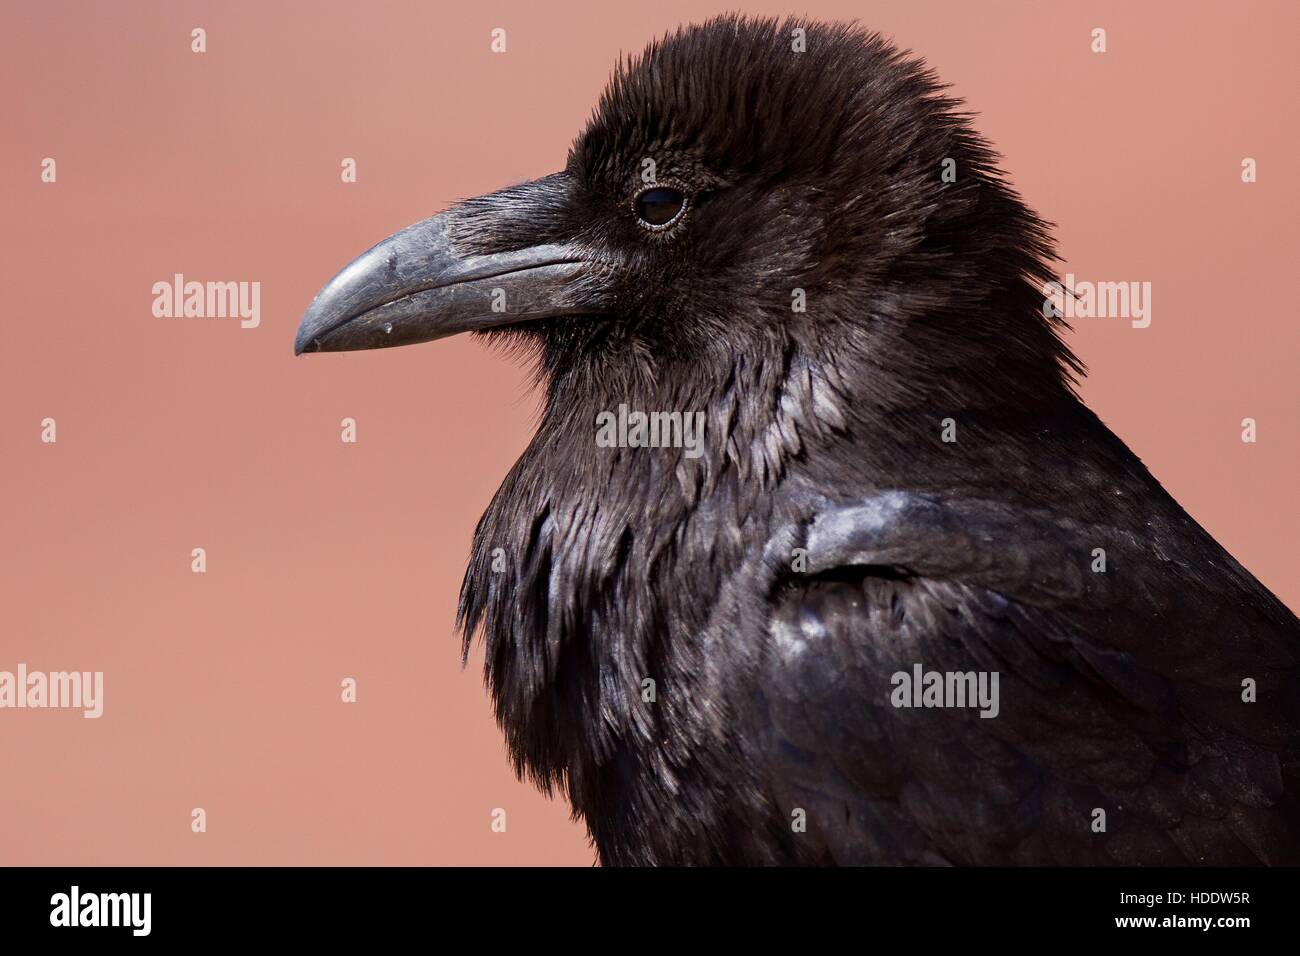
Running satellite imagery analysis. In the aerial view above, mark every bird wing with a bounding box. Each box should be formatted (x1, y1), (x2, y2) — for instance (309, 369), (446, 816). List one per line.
(756, 491), (1300, 864)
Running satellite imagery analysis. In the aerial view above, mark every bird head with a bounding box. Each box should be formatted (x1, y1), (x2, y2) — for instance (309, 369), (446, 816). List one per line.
(296, 15), (1077, 416)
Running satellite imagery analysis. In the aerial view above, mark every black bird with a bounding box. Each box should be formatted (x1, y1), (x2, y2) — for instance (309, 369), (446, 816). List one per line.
(295, 17), (1300, 865)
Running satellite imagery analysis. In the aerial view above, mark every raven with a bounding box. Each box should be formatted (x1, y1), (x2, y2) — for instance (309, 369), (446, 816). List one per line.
(295, 16), (1300, 865)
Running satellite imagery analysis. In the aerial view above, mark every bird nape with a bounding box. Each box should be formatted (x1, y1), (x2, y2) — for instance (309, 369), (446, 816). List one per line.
(294, 16), (1300, 866)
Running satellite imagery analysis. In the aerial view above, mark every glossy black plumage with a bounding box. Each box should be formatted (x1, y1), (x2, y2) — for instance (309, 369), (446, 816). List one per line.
(300, 16), (1300, 865)
(458, 17), (1298, 865)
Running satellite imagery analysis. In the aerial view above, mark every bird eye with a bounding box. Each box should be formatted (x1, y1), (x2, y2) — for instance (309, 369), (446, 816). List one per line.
(633, 186), (687, 229)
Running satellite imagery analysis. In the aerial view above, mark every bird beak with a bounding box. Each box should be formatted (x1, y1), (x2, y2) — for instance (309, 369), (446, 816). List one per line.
(294, 176), (607, 355)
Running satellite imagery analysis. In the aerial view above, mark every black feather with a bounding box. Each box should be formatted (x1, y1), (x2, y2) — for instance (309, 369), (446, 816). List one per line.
(451, 16), (1300, 865)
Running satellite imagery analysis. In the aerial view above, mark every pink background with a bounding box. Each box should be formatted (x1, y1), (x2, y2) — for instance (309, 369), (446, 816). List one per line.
(1, 0), (1295, 865)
